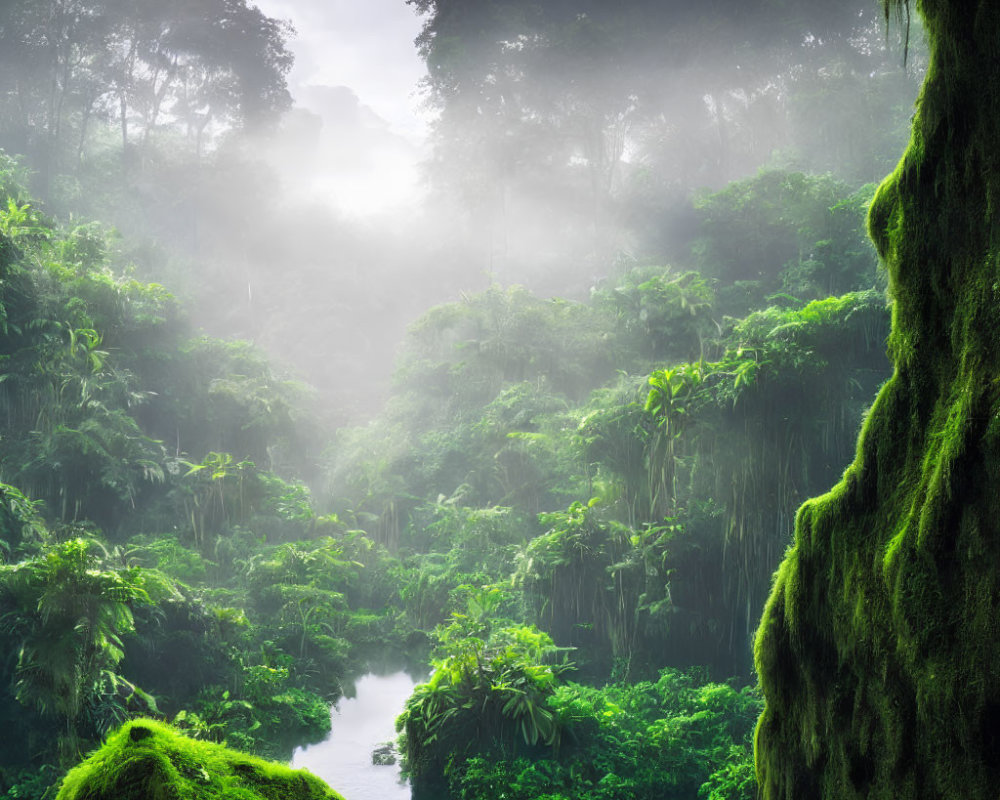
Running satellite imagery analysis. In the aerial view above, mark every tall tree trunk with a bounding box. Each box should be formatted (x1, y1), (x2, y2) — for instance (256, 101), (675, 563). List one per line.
(119, 90), (128, 171)
(755, 2), (1000, 799)
(118, 36), (138, 179)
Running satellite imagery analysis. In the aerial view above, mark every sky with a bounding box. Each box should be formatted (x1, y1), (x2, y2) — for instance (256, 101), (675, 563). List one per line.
(251, 0), (431, 215)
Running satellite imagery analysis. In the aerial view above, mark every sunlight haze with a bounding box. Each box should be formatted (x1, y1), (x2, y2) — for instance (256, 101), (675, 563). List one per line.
(254, 0), (430, 215)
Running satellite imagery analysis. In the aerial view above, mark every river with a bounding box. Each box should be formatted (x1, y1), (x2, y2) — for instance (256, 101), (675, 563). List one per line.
(292, 671), (421, 800)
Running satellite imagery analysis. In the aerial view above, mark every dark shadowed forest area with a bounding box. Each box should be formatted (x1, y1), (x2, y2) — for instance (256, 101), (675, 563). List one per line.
(3, 0), (989, 798)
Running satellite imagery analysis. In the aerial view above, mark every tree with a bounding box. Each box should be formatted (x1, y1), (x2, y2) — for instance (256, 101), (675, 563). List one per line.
(0, 538), (150, 761)
(407, 0), (918, 275)
(690, 171), (880, 314)
(0, 0), (292, 192)
(754, 3), (1000, 798)
(398, 614), (571, 798)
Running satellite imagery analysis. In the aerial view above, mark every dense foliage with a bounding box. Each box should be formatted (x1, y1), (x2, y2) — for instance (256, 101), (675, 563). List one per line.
(316, 168), (892, 797)
(398, 605), (761, 800)
(329, 170), (891, 684)
(0, 138), (895, 798)
(0, 155), (413, 796)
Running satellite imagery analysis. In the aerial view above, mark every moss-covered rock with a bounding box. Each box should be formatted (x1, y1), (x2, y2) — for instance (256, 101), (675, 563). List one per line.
(55, 719), (343, 800)
(754, 2), (1000, 799)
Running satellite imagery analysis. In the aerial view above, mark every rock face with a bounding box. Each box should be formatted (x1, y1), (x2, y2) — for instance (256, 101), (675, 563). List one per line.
(55, 719), (344, 800)
(754, 2), (1000, 799)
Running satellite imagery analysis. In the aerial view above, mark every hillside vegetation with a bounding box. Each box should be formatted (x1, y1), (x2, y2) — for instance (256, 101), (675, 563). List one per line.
(0, 150), (894, 799)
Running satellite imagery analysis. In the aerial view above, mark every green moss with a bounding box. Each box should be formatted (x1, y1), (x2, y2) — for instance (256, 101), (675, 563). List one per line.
(55, 719), (344, 800)
(754, 1), (1000, 798)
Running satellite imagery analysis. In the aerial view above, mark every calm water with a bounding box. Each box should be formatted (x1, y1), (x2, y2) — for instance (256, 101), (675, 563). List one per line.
(292, 671), (420, 800)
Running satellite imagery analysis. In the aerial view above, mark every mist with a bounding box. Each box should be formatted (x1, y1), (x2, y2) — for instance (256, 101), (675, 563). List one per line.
(0, 0), (921, 423)
(75, 0), (919, 425)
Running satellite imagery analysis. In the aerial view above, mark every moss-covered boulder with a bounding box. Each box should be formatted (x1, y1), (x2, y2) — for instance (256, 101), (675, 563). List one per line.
(55, 719), (344, 800)
(754, 1), (1000, 799)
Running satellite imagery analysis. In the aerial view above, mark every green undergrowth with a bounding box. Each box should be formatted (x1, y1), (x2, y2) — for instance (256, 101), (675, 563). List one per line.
(755, 1), (1000, 798)
(55, 719), (343, 800)
(396, 604), (761, 800)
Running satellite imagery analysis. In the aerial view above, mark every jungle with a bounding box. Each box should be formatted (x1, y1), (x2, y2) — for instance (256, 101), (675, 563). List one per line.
(1, 1), (987, 799)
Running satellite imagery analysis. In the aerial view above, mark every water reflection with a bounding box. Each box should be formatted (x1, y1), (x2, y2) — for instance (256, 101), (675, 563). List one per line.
(292, 671), (420, 800)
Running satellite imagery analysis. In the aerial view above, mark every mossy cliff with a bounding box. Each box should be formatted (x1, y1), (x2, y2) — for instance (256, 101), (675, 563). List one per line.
(55, 719), (343, 800)
(754, 1), (1000, 798)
